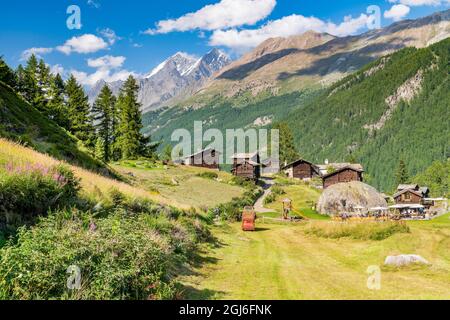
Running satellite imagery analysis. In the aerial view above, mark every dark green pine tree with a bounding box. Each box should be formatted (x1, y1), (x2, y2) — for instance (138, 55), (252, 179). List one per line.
(34, 59), (51, 113)
(273, 122), (300, 165)
(65, 75), (95, 147)
(116, 76), (150, 160)
(47, 73), (69, 128)
(395, 160), (410, 186)
(15, 64), (27, 95)
(0, 56), (16, 87)
(93, 85), (116, 162)
(21, 54), (39, 103)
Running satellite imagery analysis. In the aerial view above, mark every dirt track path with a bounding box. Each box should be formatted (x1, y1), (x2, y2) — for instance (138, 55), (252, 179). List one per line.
(254, 178), (275, 213)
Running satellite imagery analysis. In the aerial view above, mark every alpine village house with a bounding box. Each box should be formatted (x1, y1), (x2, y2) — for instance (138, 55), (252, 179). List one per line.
(181, 148), (220, 170)
(394, 184), (430, 205)
(231, 152), (266, 180)
(282, 159), (364, 188)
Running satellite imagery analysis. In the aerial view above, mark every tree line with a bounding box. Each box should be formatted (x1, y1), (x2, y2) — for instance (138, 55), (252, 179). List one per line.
(0, 54), (154, 162)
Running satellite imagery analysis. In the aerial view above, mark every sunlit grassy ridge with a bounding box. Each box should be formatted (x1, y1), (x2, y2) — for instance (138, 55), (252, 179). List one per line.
(0, 82), (104, 172)
(112, 162), (245, 210)
(0, 139), (245, 210)
(0, 139), (173, 207)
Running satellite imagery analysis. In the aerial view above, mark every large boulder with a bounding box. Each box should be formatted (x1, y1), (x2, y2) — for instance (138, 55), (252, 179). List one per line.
(384, 255), (430, 267)
(317, 181), (387, 216)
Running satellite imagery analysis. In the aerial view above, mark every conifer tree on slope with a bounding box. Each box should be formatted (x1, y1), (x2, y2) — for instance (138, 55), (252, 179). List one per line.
(15, 64), (26, 94)
(395, 160), (410, 186)
(34, 59), (51, 113)
(20, 54), (39, 103)
(47, 73), (69, 128)
(116, 76), (150, 160)
(273, 122), (300, 166)
(65, 75), (95, 147)
(93, 85), (116, 162)
(0, 56), (16, 87)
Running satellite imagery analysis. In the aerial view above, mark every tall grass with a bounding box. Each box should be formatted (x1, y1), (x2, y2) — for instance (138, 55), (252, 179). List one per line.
(305, 221), (410, 241)
(0, 162), (80, 232)
(0, 139), (179, 208)
(0, 201), (210, 300)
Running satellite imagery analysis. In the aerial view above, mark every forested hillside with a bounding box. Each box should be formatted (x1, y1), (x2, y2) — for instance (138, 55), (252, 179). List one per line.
(285, 38), (449, 191)
(143, 89), (320, 141)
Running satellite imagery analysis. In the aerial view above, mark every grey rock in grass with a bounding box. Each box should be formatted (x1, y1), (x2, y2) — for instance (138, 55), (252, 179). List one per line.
(384, 255), (430, 267)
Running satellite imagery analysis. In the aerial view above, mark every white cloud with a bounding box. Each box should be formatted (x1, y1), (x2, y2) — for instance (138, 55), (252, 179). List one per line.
(388, 0), (449, 6)
(145, 0), (276, 34)
(57, 34), (108, 55)
(209, 14), (371, 51)
(49, 64), (65, 76)
(72, 69), (136, 87)
(71, 55), (138, 87)
(21, 47), (53, 60)
(87, 0), (101, 8)
(384, 4), (411, 21)
(99, 28), (121, 45)
(87, 55), (126, 69)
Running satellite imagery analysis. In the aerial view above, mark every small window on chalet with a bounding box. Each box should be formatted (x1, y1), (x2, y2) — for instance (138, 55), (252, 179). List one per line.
(404, 193), (411, 200)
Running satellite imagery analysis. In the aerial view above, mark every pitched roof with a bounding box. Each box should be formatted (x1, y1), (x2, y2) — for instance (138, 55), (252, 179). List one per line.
(282, 158), (317, 170)
(419, 187), (430, 194)
(393, 188), (423, 199)
(397, 184), (419, 191)
(235, 159), (267, 167)
(231, 152), (258, 159)
(183, 147), (220, 159)
(317, 163), (364, 172)
(321, 165), (364, 178)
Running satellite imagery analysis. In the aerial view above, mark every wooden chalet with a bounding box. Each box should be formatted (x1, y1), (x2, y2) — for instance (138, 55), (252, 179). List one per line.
(321, 164), (364, 189)
(394, 184), (430, 205)
(282, 159), (320, 180)
(182, 148), (220, 170)
(231, 152), (265, 180)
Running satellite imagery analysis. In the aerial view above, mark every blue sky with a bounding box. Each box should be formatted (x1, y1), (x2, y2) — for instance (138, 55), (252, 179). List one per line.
(1, 0), (448, 86)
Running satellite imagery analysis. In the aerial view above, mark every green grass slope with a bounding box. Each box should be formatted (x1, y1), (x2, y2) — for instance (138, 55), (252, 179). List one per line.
(0, 82), (105, 171)
(285, 38), (449, 191)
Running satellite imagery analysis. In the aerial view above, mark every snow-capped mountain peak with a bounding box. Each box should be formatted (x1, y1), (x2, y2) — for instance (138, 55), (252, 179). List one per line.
(88, 49), (231, 112)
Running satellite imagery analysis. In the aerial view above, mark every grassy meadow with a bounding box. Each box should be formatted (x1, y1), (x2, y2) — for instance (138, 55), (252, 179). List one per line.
(1, 138), (449, 300)
(265, 180), (329, 220)
(112, 162), (245, 209)
(181, 216), (450, 300)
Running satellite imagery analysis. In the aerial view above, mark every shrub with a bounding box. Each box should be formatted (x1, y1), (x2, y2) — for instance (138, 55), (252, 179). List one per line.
(231, 176), (256, 189)
(263, 185), (285, 205)
(0, 163), (80, 231)
(196, 172), (219, 180)
(304, 221), (410, 241)
(0, 205), (208, 300)
(211, 187), (263, 222)
(264, 193), (277, 205)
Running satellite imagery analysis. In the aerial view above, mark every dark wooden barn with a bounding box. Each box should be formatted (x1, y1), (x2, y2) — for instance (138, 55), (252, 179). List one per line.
(322, 165), (364, 188)
(231, 152), (265, 180)
(182, 148), (220, 170)
(282, 159), (320, 180)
